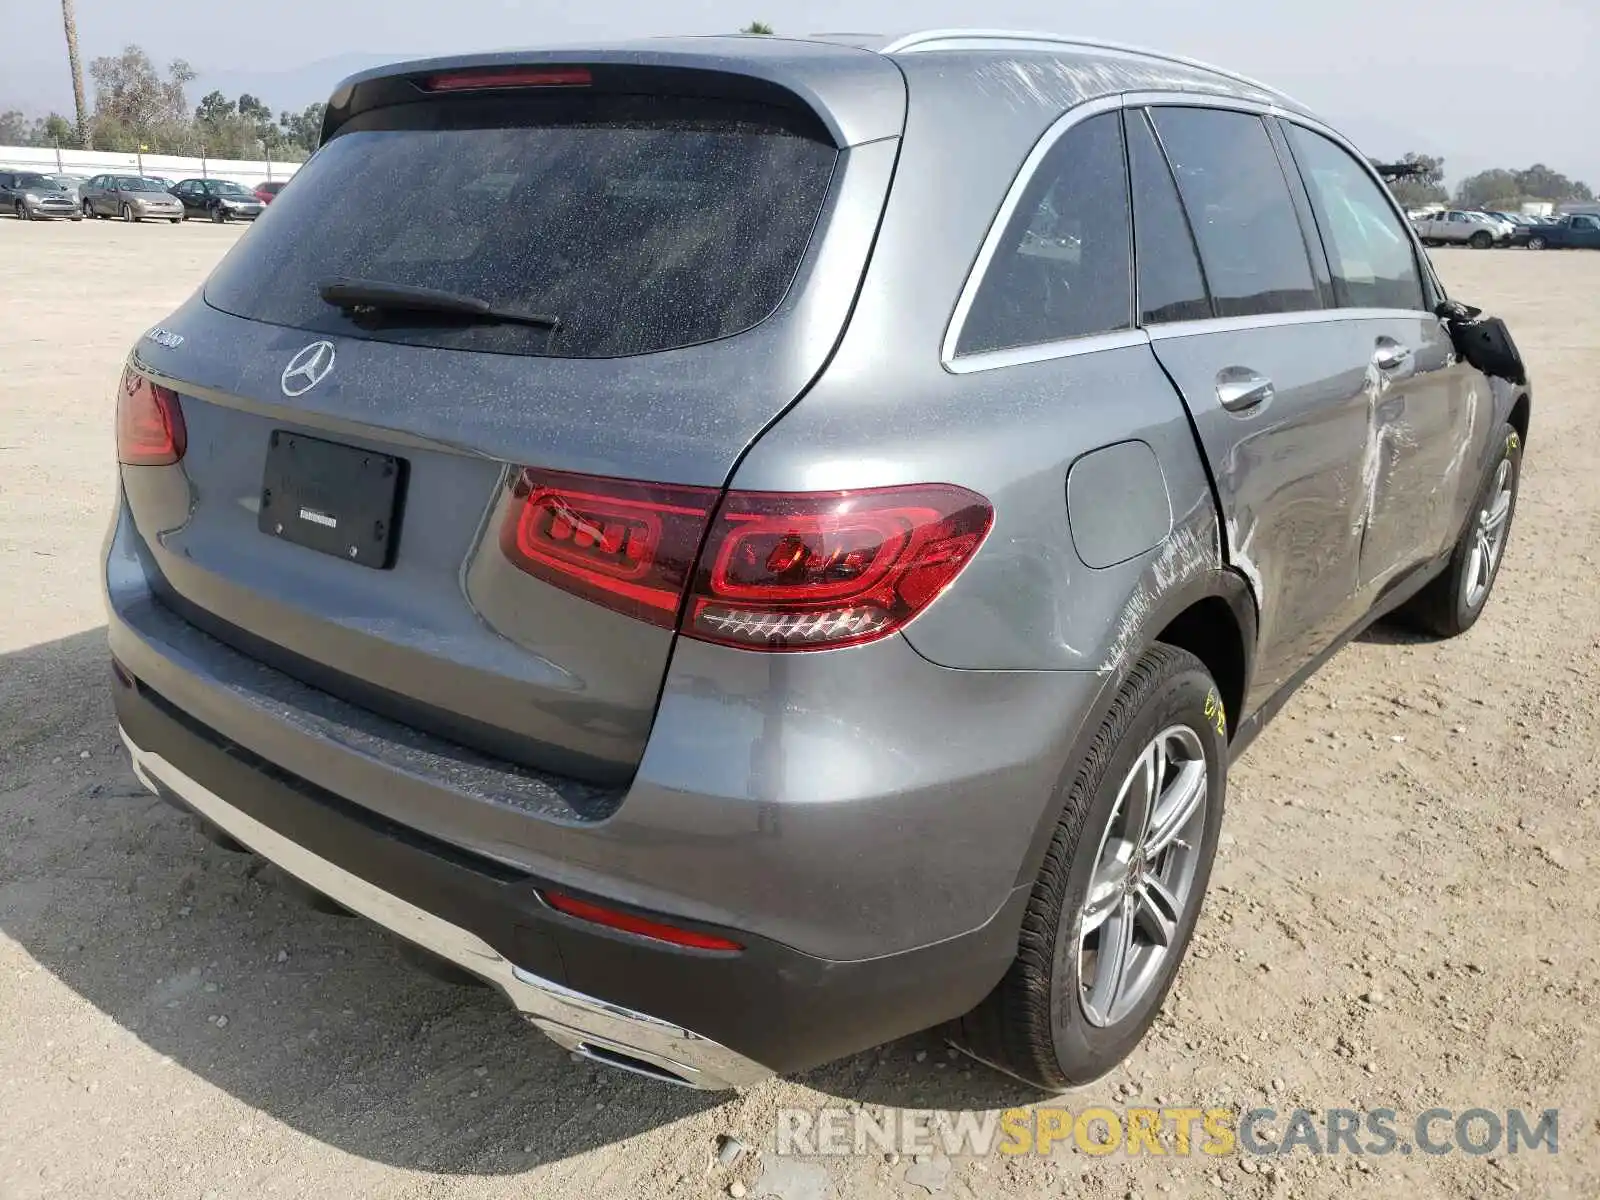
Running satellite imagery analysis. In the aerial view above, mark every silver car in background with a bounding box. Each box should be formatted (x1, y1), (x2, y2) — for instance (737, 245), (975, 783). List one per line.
(0, 171), (82, 220)
(107, 30), (1529, 1092)
(80, 175), (185, 223)
(1413, 208), (1512, 248)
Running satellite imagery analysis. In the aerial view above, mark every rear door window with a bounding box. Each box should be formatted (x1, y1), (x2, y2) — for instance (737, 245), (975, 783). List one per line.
(1149, 107), (1321, 318)
(1125, 109), (1211, 325)
(956, 111), (1132, 356)
(203, 94), (839, 359)
(1283, 124), (1427, 311)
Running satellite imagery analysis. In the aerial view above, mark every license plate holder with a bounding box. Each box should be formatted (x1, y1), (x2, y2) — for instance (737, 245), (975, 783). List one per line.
(258, 431), (404, 569)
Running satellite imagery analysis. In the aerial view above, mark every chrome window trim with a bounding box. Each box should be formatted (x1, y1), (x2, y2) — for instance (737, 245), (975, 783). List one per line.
(1146, 308), (1445, 342)
(941, 94), (1127, 373)
(947, 328), (1152, 375)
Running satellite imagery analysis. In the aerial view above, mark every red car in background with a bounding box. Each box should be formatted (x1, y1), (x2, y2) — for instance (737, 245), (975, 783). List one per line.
(254, 181), (286, 205)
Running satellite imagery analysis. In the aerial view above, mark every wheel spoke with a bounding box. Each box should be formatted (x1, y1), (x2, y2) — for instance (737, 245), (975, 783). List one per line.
(1083, 896), (1136, 1023)
(1079, 857), (1128, 937)
(1143, 759), (1206, 861)
(1134, 875), (1181, 949)
(1483, 490), (1512, 536)
(1121, 740), (1161, 851)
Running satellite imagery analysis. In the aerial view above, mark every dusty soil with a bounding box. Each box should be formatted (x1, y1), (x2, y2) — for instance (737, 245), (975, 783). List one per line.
(1, 220), (1596, 1200)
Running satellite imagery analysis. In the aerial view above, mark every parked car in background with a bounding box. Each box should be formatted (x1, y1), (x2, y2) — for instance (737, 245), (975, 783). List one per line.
(47, 173), (90, 200)
(81, 175), (185, 223)
(1525, 212), (1600, 250)
(254, 180), (286, 205)
(171, 178), (265, 222)
(0, 171), (82, 220)
(109, 32), (1532, 1093)
(1413, 209), (1507, 247)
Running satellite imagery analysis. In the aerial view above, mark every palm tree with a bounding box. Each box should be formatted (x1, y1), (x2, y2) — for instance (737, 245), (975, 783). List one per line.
(60, 0), (90, 148)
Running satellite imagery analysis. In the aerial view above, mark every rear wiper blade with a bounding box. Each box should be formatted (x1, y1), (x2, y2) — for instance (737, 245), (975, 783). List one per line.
(318, 279), (561, 331)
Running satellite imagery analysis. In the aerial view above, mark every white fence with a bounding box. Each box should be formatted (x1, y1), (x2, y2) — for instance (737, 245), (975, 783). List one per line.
(0, 145), (301, 187)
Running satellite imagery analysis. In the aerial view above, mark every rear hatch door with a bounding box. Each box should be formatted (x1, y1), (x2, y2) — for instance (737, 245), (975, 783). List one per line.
(125, 48), (904, 789)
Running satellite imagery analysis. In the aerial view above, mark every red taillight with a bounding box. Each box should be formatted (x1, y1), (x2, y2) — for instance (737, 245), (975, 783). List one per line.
(422, 66), (592, 92)
(541, 890), (743, 953)
(116, 367), (186, 466)
(687, 485), (993, 651)
(498, 468), (717, 628)
(498, 471), (992, 651)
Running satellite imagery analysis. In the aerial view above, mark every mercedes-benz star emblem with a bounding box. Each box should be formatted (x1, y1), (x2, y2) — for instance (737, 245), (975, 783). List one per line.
(281, 341), (336, 397)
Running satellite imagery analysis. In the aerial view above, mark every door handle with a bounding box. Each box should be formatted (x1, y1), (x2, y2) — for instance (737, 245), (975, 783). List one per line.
(1373, 338), (1413, 372)
(1215, 366), (1274, 413)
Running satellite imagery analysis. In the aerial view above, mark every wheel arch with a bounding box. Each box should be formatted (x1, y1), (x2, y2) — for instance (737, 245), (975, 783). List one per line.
(1009, 566), (1258, 893)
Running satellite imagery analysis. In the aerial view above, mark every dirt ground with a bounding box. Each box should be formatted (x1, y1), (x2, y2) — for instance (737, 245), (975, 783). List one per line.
(1, 220), (1596, 1200)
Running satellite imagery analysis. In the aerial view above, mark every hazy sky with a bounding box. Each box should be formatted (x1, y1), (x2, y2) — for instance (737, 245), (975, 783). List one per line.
(5, 0), (1596, 185)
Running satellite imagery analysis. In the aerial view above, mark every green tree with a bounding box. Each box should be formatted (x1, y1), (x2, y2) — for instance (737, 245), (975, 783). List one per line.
(740, 20), (775, 34)
(1455, 168), (1521, 209)
(0, 110), (81, 148)
(1513, 163), (1591, 202)
(278, 102), (327, 156)
(88, 44), (196, 153)
(1387, 151), (1448, 208)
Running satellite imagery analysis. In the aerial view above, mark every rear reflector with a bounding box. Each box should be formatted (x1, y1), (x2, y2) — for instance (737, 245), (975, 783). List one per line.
(421, 66), (593, 92)
(499, 471), (992, 651)
(541, 890), (743, 952)
(116, 367), (186, 466)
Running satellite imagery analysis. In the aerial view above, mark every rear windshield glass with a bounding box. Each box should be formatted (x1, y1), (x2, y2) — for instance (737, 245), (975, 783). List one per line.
(204, 94), (839, 359)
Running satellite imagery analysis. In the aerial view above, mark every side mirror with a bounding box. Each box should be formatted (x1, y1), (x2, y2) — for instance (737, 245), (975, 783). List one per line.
(1438, 303), (1526, 386)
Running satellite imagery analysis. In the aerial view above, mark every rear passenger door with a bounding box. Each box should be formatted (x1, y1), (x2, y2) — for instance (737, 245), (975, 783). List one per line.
(1129, 103), (1373, 707)
(1280, 120), (1481, 592)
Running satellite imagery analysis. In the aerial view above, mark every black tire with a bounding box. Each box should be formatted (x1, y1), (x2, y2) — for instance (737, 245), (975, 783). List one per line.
(14, 201), (28, 221)
(82, 199), (93, 218)
(954, 643), (1227, 1090)
(1395, 424), (1522, 637)
(211, 205), (227, 224)
(121, 202), (139, 223)
(1527, 235), (1546, 250)
(169, 218), (181, 225)
(1469, 230), (1493, 249)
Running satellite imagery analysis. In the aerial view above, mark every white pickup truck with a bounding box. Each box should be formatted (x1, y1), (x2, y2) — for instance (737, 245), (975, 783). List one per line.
(1412, 210), (1512, 248)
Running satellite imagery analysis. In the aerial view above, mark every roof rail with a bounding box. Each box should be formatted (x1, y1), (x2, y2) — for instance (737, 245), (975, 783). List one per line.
(878, 29), (1299, 107)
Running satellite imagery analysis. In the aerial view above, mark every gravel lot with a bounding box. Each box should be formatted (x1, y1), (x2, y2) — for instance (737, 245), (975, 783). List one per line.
(1, 220), (1596, 1200)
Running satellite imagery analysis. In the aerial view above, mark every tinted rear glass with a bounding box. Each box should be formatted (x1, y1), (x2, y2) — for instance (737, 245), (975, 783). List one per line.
(1150, 107), (1320, 319)
(204, 94), (839, 359)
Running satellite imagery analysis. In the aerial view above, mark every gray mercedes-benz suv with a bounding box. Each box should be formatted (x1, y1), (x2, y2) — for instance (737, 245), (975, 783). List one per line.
(106, 30), (1529, 1091)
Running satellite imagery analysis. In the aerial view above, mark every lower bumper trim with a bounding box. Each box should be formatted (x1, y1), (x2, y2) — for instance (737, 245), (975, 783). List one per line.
(119, 727), (774, 1090)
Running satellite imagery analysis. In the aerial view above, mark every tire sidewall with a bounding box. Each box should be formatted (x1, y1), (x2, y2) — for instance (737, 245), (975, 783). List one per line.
(1445, 425), (1522, 631)
(1047, 659), (1227, 1079)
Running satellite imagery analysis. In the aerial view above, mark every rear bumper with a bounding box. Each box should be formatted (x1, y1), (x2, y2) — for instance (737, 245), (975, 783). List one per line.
(114, 672), (1031, 1082)
(120, 724), (769, 1089)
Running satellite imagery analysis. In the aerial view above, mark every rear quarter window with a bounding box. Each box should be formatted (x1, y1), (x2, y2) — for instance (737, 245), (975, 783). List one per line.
(956, 112), (1133, 356)
(203, 94), (839, 359)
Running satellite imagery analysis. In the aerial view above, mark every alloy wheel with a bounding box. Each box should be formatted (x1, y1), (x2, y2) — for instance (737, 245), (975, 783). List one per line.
(1077, 725), (1209, 1027)
(1464, 459), (1513, 610)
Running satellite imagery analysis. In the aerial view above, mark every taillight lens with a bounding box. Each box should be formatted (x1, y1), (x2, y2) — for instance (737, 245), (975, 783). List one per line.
(498, 472), (992, 651)
(116, 367), (186, 466)
(498, 468), (717, 628)
(686, 485), (993, 650)
(541, 889), (743, 953)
